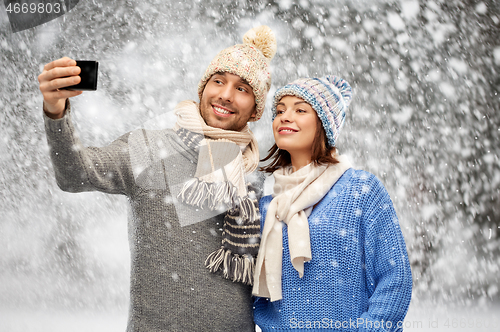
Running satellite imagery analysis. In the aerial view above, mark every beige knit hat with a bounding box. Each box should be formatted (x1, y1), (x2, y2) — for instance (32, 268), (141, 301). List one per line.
(198, 25), (277, 121)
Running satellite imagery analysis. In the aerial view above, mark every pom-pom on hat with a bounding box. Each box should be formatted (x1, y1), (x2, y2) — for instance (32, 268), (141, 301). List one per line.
(198, 25), (277, 122)
(272, 76), (352, 147)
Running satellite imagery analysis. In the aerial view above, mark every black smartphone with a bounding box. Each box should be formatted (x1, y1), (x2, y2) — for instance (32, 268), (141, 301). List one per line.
(62, 60), (98, 91)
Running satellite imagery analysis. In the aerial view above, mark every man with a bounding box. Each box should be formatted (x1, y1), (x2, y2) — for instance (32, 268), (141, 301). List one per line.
(38, 26), (277, 331)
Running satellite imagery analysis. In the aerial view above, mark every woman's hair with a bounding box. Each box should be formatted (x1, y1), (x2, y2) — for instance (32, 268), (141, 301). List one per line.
(260, 114), (339, 173)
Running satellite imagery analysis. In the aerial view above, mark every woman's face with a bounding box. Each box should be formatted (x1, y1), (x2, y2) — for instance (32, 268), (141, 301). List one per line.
(273, 95), (319, 156)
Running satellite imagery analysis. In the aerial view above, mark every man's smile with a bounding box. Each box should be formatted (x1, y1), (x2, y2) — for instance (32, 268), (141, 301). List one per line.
(212, 104), (235, 117)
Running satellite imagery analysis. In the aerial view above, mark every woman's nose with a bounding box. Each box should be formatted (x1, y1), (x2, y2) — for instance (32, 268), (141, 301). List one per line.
(280, 109), (293, 122)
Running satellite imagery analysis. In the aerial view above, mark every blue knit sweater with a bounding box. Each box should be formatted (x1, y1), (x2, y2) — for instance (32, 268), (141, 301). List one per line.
(253, 168), (412, 332)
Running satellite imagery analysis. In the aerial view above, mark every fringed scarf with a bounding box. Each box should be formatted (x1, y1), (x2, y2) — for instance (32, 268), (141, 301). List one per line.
(173, 100), (261, 285)
(252, 156), (351, 301)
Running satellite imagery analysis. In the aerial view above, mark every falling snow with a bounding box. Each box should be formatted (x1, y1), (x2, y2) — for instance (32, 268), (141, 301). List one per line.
(1, 0), (499, 331)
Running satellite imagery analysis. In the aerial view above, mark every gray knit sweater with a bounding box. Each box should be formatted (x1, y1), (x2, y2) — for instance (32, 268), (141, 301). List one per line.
(43, 103), (258, 331)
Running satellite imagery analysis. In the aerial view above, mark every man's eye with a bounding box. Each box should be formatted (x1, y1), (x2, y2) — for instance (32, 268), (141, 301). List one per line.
(212, 77), (223, 84)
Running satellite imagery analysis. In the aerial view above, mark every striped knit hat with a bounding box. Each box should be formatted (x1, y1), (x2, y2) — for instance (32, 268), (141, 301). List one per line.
(272, 76), (352, 147)
(198, 25), (277, 121)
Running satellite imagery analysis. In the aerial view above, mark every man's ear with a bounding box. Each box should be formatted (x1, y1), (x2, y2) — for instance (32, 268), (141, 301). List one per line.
(199, 86), (206, 103)
(251, 106), (257, 118)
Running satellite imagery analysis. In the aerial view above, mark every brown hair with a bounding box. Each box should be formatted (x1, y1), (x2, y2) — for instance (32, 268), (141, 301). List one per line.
(260, 115), (339, 173)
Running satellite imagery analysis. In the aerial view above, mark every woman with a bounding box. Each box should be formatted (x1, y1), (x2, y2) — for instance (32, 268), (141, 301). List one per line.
(252, 76), (412, 331)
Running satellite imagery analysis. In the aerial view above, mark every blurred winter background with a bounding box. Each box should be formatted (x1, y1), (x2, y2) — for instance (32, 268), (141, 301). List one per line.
(1, 0), (499, 331)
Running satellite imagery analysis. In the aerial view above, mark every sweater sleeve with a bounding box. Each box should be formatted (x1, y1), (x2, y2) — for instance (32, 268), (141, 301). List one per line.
(43, 102), (135, 196)
(258, 195), (273, 229)
(252, 195), (273, 309)
(358, 176), (412, 332)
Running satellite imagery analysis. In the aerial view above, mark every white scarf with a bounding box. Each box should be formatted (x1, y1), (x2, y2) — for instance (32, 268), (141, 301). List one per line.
(174, 100), (260, 218)
(173, 100), (262, 285)
(252, 155), (351, 301)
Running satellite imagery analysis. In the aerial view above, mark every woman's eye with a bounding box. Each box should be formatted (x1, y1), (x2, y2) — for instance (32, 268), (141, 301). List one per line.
(237, 87), (247, 92)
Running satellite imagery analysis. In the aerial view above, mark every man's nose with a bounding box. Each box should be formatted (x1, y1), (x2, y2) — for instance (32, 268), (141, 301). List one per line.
(219, 84), (234, 102)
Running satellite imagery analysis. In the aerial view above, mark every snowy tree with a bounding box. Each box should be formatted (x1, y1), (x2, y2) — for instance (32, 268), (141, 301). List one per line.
(0, 0), (498, 320)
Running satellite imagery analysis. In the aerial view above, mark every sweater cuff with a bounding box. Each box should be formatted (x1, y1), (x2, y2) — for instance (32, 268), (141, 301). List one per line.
(43, 99), (72, 133)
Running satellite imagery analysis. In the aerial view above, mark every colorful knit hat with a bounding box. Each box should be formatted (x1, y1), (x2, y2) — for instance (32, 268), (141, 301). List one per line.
(198, 25), (277, 122)
(272, 76), (352, 147)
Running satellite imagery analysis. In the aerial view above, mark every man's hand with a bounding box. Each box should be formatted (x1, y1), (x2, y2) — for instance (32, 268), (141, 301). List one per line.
(38, 57), (82, 119)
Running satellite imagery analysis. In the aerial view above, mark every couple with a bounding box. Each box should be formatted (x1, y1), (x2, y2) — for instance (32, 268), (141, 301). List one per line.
(38, 26), (412, 331)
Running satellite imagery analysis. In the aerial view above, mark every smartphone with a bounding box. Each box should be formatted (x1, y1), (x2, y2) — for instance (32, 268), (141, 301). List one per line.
(62, 60), (98, 91)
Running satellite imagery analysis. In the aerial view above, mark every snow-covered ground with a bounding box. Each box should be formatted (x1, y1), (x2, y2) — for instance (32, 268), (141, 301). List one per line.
(0, 308), (127, 332)
(2, 302), (499, 332)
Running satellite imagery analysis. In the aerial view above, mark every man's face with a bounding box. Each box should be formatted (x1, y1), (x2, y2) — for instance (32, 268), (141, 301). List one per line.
(200, 72), (257, 131)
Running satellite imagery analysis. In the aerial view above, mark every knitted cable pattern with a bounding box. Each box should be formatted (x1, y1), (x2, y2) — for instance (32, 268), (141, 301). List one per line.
(253, 168), (412, 332)
(253, 156), (351, 301)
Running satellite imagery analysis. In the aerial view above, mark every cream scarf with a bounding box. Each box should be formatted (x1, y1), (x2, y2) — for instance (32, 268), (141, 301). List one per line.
(173, 100), (262, 285)
(173, 100), (259, 220)
(252, 155), (351, 301)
